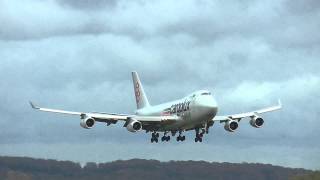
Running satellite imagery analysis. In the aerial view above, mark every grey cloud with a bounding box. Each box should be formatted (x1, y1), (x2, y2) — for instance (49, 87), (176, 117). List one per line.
(56, 0), (118, 10)
(0, 21), (111, 41)
(158, 0), (320, 50)
(1, 0), (320, 48)
(286, 0), (320, 14)
(160, 19), (230, 44)
(0, 17), (147, 41)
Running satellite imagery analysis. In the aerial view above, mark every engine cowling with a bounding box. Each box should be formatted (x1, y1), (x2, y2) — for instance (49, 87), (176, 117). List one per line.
(126, 119), (142, 133)
(224, 120), (239, 132)
(250, 116), (264, 128)
(80, 117), (95, 129)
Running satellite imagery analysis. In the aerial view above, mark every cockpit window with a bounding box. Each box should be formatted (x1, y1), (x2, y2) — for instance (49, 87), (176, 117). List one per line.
(201, 92), (211, 96)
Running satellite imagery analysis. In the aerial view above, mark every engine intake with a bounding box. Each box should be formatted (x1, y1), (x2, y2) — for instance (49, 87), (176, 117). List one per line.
(80, 117), (95, 129)
(126, 119), (142, 133)
(250, 116), (264, 128)
(224, 120), (239, 132)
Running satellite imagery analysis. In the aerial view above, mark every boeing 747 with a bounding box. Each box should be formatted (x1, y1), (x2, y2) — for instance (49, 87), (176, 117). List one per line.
(30, 72), (282, 143)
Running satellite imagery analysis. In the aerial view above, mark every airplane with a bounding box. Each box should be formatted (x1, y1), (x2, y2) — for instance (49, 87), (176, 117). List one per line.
(30, 71), (282, 143)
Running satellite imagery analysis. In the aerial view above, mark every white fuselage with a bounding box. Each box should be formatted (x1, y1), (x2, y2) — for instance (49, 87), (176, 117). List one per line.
(135, 90), (218, 131)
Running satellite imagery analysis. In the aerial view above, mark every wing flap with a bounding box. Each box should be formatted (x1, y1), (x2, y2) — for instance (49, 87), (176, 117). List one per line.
(87, 113), (128, 120)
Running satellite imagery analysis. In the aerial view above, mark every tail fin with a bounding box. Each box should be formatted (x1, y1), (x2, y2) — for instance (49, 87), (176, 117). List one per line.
(132, 71), (150, 109)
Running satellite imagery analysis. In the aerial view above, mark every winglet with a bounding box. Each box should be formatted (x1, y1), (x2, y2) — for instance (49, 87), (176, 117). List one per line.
(29, 101), (40, 109)
(278, 99), (282, 108)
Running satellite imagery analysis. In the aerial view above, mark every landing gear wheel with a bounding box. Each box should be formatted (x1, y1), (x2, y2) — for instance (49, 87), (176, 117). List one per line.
(177, 136), (185, 142)
(166, 136), (170, 141)
(199, 133), (204, 138)
(194, 137), (203, 143)
(177, 136), (183, 142)
(151, 132), (159, 143)
(195, 128), (205, 142)
(205, 128), (209, 134)
(176, 130), (185, 142)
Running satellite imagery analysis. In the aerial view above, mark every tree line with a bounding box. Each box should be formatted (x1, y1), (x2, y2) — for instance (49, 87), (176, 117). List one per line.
(0, 156), (316, 180)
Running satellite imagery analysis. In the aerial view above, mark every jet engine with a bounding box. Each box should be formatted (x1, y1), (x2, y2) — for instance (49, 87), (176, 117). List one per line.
(224, 120), (239, 132)
(80, 117), (95, 129)
(126, 119), (142, 133)
(250, 116), (264, 128)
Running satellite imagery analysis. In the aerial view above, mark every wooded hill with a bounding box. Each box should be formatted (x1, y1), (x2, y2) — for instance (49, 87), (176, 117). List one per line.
(0, 156), (315, 180)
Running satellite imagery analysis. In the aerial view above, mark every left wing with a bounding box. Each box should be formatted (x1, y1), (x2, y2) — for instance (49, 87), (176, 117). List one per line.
(213, 99), (282, 122)
(29, 101), (179, 123)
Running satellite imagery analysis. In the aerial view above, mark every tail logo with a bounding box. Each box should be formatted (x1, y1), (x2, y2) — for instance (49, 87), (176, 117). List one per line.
(135, 82), (141, 103)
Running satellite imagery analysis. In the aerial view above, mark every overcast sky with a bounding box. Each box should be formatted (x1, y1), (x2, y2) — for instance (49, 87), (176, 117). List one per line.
(0, 0), (319, 170)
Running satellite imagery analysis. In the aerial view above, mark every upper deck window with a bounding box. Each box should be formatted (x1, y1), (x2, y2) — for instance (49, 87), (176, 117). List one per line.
(201, 92), (211, 96)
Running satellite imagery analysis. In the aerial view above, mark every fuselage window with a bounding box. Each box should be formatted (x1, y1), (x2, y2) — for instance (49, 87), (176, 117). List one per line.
(201, 92), (211, 96)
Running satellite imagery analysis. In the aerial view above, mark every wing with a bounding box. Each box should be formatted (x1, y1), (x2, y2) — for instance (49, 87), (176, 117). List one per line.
(213, 99), (282, 122)
(29, 101), (179, 124)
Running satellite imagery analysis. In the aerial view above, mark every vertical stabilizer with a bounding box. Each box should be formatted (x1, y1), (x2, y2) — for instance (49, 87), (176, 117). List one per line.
(132, 71), (150, 109)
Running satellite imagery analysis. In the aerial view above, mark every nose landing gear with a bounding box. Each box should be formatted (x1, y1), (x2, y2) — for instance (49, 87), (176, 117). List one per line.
(195, 128), (205, 143)
(195, 137), (202, 142)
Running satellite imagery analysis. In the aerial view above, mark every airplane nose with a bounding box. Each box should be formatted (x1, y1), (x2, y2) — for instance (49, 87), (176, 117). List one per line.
(197, 96), (218, 113)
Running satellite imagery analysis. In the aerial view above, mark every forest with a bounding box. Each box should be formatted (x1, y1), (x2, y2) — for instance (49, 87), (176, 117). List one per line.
(0, 156), (317, 180)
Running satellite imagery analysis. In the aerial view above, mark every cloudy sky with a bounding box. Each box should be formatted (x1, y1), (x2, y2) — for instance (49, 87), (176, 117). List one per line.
(0, 0), (320, 170)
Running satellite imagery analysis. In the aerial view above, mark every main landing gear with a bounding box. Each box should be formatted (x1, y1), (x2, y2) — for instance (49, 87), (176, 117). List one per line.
(151, 132), (159, 143)
(161, 132), (170, 142)
(150, 130), (187, 143)
(151, 132), (171, 143)
(195, 128), (205, 143)
(176, 131), (186, 142)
